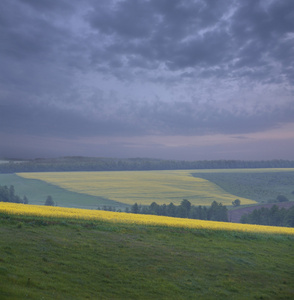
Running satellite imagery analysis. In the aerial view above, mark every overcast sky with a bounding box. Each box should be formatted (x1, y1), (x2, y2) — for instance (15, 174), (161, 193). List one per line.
(1, 0), (294, 160)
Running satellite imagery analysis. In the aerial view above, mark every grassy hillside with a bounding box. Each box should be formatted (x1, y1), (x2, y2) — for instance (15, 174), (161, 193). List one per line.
(0, 210), (293, 299)
(191, 169), (294, 203)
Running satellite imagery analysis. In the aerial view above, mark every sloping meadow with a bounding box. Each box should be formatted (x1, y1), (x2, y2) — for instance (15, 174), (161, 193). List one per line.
(0, 201), (293, 299)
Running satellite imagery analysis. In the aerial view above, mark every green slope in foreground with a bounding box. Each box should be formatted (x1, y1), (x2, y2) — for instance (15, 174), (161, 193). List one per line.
(0, 214), (293, 300)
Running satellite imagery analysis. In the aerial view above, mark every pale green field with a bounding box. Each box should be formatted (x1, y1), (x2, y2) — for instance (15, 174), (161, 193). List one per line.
(18, 170), (258, 206)
(191, 168), (294, 173)
(192, 168), (294, 203)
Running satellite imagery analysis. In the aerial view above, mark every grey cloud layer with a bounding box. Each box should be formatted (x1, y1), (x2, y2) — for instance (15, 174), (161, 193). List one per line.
(1, 0), (293, 142)
(86, 0), (294, 81)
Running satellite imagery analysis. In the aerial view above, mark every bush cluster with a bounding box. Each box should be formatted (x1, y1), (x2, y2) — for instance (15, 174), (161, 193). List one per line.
(241, 205), (294, 227)
(0, 185), (28, 204)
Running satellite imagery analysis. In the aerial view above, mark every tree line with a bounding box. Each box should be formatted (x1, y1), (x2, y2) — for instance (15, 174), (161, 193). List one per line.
(1, 157), (294, 173)
(241, 205), (294, 227)
(129, 199), (228, 222)
(2, 183), (293, 227)
(0, 185), (28, 204)
(0, 185), (55, 206)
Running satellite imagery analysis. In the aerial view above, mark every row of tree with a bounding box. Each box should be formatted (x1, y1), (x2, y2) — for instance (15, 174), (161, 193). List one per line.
(240, 205), (294, 227)
(0, 185), (55, 206)
(129, 199), (228, 222)
(0, 185), (28, 204)
(2, 183), (292, 227)
(1, 157), (294, 173)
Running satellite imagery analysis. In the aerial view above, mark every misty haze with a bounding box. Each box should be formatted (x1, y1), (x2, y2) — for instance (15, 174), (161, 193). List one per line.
(1, 1), (294, 299)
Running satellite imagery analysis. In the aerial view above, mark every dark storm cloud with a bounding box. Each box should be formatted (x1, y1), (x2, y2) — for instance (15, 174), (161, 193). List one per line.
(85, 0), (294, 82)
(86, 0), (232, 71)
(0, 0), (294, 159)
(1, 92), (293, 139)
(0, 1), (71, 60)
(0, 98), (146, 137)
(229, 1), (294, 83)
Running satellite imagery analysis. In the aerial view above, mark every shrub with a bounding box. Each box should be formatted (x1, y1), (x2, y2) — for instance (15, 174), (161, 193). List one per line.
(45, 196), (54, 206)
(232, 199), (241, 206)
(276, 195), (289, 202)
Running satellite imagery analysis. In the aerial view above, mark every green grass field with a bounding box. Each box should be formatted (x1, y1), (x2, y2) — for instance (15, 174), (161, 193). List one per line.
(191, 169), (294, 203)
(0, 213), (293, 299)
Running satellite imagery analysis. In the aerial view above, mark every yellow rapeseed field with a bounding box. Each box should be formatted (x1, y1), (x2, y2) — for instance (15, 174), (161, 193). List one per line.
(17, 170), (257, 206)
(1, 202), (293, 235)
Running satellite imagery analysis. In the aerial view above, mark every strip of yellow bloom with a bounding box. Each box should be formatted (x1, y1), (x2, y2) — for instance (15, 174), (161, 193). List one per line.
(1, 202), (294, 235)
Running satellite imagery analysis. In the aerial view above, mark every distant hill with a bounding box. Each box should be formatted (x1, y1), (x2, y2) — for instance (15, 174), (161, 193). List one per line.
(1, 157), (294, 173)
